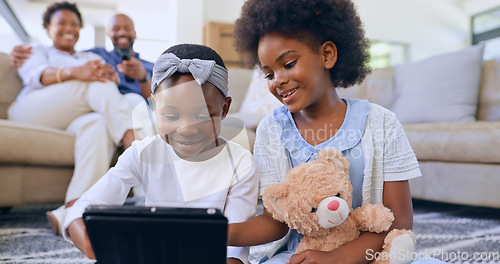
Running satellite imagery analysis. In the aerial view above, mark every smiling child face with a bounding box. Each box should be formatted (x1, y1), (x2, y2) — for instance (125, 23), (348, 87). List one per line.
(258, 31), (336, 114)
(154, 74), (230, 159)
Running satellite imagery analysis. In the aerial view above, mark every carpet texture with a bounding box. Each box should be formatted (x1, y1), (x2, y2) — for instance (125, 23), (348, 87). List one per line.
(0, 200), (499, 264)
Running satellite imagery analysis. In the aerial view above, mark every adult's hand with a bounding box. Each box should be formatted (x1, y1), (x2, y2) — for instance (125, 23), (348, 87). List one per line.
(101, 63), (120, 83)
(10, 44), (32, 68)
(116, 56), (147, 81)
(71, 59), (117, 82)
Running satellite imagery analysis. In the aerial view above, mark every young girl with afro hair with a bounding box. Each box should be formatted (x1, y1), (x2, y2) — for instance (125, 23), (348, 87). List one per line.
(228, 0), (446, 263)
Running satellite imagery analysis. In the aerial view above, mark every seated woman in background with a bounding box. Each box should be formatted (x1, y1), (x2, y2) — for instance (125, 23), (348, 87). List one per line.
(8, 1), (137, 235)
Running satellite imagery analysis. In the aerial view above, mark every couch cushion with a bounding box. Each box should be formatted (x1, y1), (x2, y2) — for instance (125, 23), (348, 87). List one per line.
(410, 162), (500, 209)
(0, 119), (75, 166)
(337, 67), (394, 109)
(0, 166), (72, 206)
(404, 121), (500, 163)
(0, 53), (23, 119)
(477, 59), (500, 121)
(391, 44), (485, 124)
(227, 67), (254, 114)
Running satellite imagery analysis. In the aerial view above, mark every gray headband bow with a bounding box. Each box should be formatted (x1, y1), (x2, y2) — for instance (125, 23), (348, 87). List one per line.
(151, 53), (228, 97)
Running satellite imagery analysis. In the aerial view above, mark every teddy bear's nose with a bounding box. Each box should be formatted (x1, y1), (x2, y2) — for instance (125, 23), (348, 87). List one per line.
(327, 200), (340, 211)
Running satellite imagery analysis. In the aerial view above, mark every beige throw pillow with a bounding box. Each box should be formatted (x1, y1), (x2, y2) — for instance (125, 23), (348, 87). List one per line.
(477, 59), (500, 121)
(237, 67), (283, 129)
(391, 44), (485, 124)
(337, 67), (395, 109)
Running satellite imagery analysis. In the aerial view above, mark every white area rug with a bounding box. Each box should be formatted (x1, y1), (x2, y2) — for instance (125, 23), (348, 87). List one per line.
(0, 200), (499, 264)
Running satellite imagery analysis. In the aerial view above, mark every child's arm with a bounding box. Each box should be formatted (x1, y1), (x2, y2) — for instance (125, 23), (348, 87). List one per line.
(224, 144), (293, 262)
(67, 218), (95, 260)
(228, 207), (289, 247)
(227, 116), (290, 247)
(286, 180), (412, 264)
(227, 258), (243, 264)
(62, 144), (142, 257)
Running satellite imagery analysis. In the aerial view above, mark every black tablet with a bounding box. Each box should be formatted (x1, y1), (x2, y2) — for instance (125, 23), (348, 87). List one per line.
(83, 205), (228, 264)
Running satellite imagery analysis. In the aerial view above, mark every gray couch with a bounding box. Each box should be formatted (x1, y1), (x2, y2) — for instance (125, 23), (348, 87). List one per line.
(0, 53), (74, 207)
(337, 59), (500, 209)
(2, 50), (499, 209)
(227, 57), (500, 209)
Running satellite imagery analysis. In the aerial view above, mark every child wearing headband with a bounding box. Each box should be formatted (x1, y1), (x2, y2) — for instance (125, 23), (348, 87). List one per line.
(63, 44), (258, 264)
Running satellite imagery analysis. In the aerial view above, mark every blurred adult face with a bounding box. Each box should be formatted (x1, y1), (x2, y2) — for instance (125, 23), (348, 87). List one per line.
(107, 14), (136, 50)
(46, 9), (80, 54)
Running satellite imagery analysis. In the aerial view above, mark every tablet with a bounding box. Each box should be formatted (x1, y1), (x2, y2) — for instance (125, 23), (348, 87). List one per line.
(83, 205), (228, 264)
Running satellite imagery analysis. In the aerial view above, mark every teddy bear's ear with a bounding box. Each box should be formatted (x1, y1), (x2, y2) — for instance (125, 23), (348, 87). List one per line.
(262, 184), (289, 222)
(318, 148), (350, 174)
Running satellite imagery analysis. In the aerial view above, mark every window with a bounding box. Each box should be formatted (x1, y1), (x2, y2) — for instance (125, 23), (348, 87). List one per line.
(0, 0), (28, 42)
(369, 41), (409, 69)
(472, 6), (500, 60)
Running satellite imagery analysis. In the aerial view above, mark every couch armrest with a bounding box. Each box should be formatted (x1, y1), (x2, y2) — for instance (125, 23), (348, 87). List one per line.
(0, 53), (23, 119)
(0, 119), (74, 166)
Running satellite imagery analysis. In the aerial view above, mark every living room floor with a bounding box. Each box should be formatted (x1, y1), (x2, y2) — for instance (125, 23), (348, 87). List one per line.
(0, 200), (499, 264)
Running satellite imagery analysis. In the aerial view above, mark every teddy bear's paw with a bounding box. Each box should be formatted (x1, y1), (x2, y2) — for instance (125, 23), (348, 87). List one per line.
(353, 204), (394, 233)
(382, 230), (415, 264)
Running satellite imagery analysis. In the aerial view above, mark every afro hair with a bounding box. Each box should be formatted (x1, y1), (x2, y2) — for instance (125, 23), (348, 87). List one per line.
(233, 0), (371, 88)
(43, 1), (83, 29)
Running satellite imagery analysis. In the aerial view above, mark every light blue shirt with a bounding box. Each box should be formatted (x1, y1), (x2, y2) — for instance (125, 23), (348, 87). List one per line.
(88, 47), (153, 96)
(275, 98), (369, 209)
(259, 99), (370, 263)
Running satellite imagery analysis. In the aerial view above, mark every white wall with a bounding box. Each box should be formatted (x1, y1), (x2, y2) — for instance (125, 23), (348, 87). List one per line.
(5, 0), (114, 53)
(204, 0), (246, 24)
(113, 0), (205, 61)
(1, 0), (500, 63)
(356, 0), (469, 62)
(202, 0), (500, 63)
(0, 14), (22, 53)
(2, 0), (172, 62)
(462, 0), (500, 15)
(110, 0), (173, 62)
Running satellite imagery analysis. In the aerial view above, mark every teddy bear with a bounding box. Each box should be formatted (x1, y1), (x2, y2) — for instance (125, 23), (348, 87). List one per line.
(263, 148), (416, 264)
